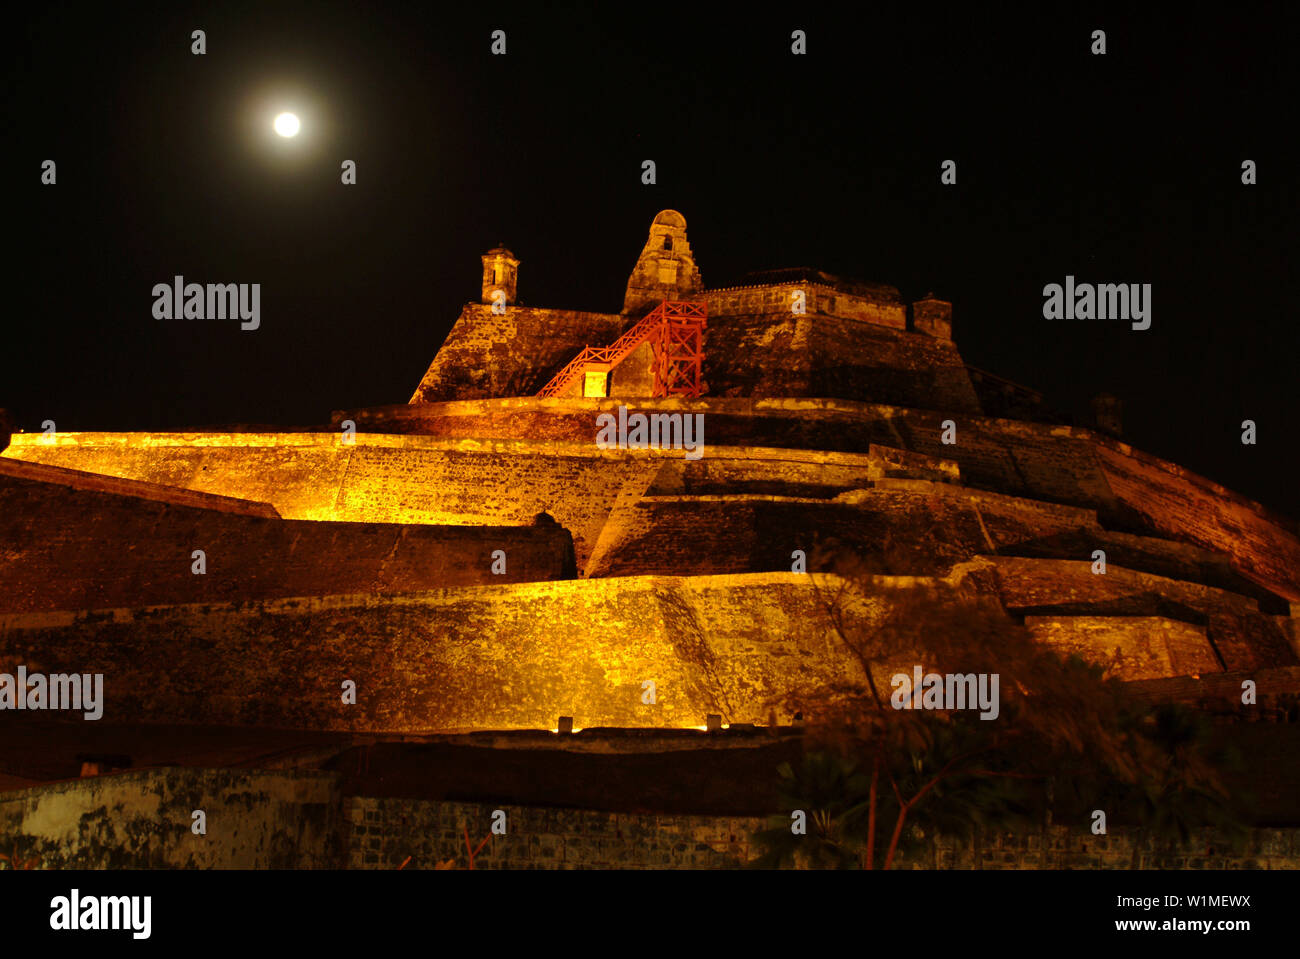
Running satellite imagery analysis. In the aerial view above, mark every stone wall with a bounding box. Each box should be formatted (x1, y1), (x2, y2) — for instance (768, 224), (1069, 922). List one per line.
(1025, 616), (1222, 681)
(330, 398), (1107, 510)
(411, 304), (626, 402)
(0, 572), (886, 733)
(986, 556), (1298, 672)
(609, 339), (656, 398)
(926, 826), (1300, 870)
(7, 558), (1281, 735)
(345, 796), (1300, 870)
(592, 483), (1273, 596)
(3, 432), (664, 573)
(346, 796), (755, 869)
(8, 403), (1297, 605)
(0, 768), (344, 868)
(698, 312), (982, 412)
(0, 456), (278, 518)
(319, 397), (1300, 604)
(1093, 442), (1300, 604)
(409, 290), (972, 412)
(0, 460), (576, 613)
(5, 773), (1294, 869)
(1128, 666), (1300, 715)
(586, 489), (1092, 579)
(3, 430), (946, 577)
(705, 282), (906, 329)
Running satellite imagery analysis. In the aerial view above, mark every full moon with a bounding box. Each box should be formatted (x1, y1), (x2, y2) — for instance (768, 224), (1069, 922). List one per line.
(273, 112), (300, 137)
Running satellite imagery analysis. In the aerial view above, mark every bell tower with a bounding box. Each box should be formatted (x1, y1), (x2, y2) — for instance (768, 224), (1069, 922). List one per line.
(481, 246), (519, 305)
(622, 210), (703, 314)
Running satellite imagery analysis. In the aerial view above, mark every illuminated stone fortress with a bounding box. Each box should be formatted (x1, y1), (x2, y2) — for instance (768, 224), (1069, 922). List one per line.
(3, 208), (1299, 869)
(3, 209), (1298, 740)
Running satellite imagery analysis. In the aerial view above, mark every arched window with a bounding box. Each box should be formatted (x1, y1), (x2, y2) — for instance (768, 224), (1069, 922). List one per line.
(663, 236), (673, 251)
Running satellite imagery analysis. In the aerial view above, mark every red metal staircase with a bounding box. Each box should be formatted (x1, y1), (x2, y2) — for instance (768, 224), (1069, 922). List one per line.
(536, 300), (707, 399)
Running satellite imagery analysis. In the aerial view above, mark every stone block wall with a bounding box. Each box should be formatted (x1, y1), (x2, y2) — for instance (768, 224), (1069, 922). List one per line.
(10, 557), (1273, 735)
(345, 796), (1300, 870)
(705, 282), (905, 329)
(4, 774), (1295, 869)
(697, 312), (982, 412)
(0, 461), (576, 613)
(987, 556), (1299, 672)
(1127, 666), (1300, 716)
(7, 400), (1297, 604)
(0, 572), (885, 732)
(346, 796), (758, 869)
(0, 768), (344, 869)
(0, 456), (278, 517)
(8, 407), (1297, 603)
(808, 314), (979, 411)
(411, 304), (626, 402)
(585, 491), (1038, 579)
(928, 825), (1300, 870)
(411, 288), (978, 412)
(1094, 442), (1300, 603)
(2, 432), (665, 572)
(1025, 616), (1222, 680)
(313, 396), (1295, 611)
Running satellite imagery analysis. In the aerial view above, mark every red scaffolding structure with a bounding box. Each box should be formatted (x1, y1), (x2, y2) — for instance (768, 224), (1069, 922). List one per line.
(536, 300), (707, 399)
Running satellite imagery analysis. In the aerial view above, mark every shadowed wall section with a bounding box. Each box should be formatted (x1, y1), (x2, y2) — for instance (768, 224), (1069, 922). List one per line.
(0, 573), (883, 732)
(2, 433), (943, 575)
(0, 458), (575, 613)
(3, 433), (658, 572)
(330, 398), (1300, 602)
(986, 556), (1297, 672)
(412, 305), (626, 401)
(411, 286), (976, 411)
(701, 310), (981, 412)
(0, 769), (343, 868)
(8, 768), (1299, 870)
(9, 403), (1295, 601)
(7, 564), (1286, 734)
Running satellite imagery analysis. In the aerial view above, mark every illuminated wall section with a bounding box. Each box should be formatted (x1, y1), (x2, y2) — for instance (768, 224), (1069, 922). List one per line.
(0, 573), (896, 733)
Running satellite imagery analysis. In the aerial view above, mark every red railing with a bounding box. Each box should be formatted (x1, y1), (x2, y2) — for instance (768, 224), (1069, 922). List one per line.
(536, 300), (707, 398)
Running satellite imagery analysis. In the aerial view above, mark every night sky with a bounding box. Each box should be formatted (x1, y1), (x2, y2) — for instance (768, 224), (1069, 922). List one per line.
(7, 3), (1296, 519)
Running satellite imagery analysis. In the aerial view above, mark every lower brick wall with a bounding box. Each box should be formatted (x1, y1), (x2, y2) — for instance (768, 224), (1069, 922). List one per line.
(346, 797), (760, 869)
(0, 769), (345, 869)
(4, 775), (1296, 869)
(345, 797), (1300, 870)
(936, 826), (1299, 870)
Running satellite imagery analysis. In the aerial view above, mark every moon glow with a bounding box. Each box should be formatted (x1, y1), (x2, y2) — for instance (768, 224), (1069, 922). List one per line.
(273, 112), (300, 137)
